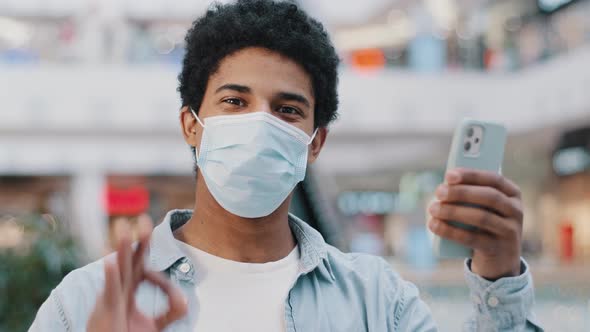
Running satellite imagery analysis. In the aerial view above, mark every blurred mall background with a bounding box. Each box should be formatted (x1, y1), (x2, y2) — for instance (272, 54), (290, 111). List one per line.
(1, 0), (590, 330)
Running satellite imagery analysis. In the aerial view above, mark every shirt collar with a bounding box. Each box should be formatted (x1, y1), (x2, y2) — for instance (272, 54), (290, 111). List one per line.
(147, 209), (335, 282)
(147, 209), (192, 272)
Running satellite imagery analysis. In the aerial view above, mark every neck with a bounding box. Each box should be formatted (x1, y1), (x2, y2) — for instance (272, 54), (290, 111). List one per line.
(176, 172), (296, 263)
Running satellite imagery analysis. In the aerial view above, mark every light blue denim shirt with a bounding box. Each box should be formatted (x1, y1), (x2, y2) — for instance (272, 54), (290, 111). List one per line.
(30, 209), (542, 331)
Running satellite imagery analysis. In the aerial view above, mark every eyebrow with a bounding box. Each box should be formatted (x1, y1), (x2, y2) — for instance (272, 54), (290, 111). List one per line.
(215, 84), (251, 94)
(276, 92), (311, 108)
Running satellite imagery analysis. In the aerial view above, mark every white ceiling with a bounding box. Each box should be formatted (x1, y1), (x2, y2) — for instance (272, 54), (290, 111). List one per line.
(298, 0), (395, 26)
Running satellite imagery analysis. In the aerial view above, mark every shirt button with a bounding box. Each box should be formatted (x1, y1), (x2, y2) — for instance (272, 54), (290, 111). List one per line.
(178, 262), (191, 274)
(487, 296), (499, 307)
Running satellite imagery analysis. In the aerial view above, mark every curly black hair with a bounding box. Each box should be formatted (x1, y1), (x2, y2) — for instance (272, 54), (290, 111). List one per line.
(178, 0), (340, 129)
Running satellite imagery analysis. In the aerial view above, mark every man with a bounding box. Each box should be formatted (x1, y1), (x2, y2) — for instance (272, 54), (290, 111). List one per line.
(30, 0), (542, 331)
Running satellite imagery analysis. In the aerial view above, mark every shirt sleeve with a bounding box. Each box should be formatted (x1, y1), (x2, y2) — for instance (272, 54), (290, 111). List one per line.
(463, 258), (544, 332)
(28, 290), (70, 332)
(28, 262), (104, 332)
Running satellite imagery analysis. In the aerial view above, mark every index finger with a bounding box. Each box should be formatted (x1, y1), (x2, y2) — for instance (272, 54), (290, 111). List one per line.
(130, 215), (154, 291)
(446, 168), (521, 198)
(132, 215), (153, 270)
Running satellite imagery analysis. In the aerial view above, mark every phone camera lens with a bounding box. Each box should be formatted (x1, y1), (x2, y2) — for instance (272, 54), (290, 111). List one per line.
(467, 128), (474, 137)
(475, 138), (480, 144)
(464, 141), (471, 151)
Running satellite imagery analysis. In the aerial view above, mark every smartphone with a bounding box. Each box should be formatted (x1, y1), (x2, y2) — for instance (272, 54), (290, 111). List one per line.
(432, 118), (507, 258)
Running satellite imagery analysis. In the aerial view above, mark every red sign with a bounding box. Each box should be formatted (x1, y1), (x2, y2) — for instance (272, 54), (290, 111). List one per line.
(104, 185), (149, 216)
(350, 49), (386, 70)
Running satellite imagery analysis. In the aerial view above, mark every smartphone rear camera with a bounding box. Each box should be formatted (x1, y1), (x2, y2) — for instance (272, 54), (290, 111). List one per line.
(467, 127), (474, 137)
(464, 141), (471, 151)
(475, 138), (480, 143)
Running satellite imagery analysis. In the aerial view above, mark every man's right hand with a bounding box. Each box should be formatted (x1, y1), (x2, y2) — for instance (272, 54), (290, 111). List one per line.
(87, 216), (188, 332)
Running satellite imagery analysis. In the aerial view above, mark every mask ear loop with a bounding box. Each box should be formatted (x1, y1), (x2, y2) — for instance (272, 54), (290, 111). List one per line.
(307, 127), (319, 145)
(190, 107), (205, 162)
(190, 107), (206, 128)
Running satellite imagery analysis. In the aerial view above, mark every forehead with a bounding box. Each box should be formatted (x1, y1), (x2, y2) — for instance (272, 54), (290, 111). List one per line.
(207, 47), (314, 100)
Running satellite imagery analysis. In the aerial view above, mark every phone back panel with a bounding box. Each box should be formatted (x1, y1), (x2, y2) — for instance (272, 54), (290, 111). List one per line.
(433, 118), (507, 258)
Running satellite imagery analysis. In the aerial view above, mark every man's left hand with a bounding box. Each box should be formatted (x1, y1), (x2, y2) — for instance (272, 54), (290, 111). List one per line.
(428, 168), (523, 280)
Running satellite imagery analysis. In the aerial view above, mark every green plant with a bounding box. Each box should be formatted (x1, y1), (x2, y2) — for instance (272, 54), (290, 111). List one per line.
(0, 215), (79, 332)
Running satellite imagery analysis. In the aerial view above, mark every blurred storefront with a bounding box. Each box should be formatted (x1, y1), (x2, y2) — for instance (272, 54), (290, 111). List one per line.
(0, 176), (70, 219)
(554, 173), (590, 261)
(540, 127), (590, 262)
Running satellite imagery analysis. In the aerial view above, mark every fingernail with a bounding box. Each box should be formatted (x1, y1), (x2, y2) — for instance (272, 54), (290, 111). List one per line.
(446, 170), (460, 184)
(428, 202), (440, 215)
(436, 185), (448, 200)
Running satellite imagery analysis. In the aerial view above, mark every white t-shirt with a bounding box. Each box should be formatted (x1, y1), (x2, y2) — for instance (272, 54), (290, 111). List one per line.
(175, 240), (300, 332)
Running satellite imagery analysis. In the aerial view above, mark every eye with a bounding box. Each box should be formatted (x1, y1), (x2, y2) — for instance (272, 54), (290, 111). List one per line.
(222, 98), (245, 107)
(278, 106), (301, 116)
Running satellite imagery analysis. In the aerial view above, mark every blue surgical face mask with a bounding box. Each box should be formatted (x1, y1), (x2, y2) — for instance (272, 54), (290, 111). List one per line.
(190, 109), (318, 218)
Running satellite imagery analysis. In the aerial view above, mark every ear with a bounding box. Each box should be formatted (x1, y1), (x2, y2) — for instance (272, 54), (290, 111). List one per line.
(180, 106), (201, 147)
(307, 127), (328, 164)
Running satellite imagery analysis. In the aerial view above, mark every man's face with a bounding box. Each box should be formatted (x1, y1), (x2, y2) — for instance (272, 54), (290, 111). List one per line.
(181, 46), (327, 165)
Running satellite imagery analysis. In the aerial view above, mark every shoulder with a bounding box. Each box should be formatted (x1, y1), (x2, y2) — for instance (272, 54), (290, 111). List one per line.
(55, 254), (111, 313)
(63, 254), (108, 283)
(31, 255), (111, 331)
(56, 254), (109, 298)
